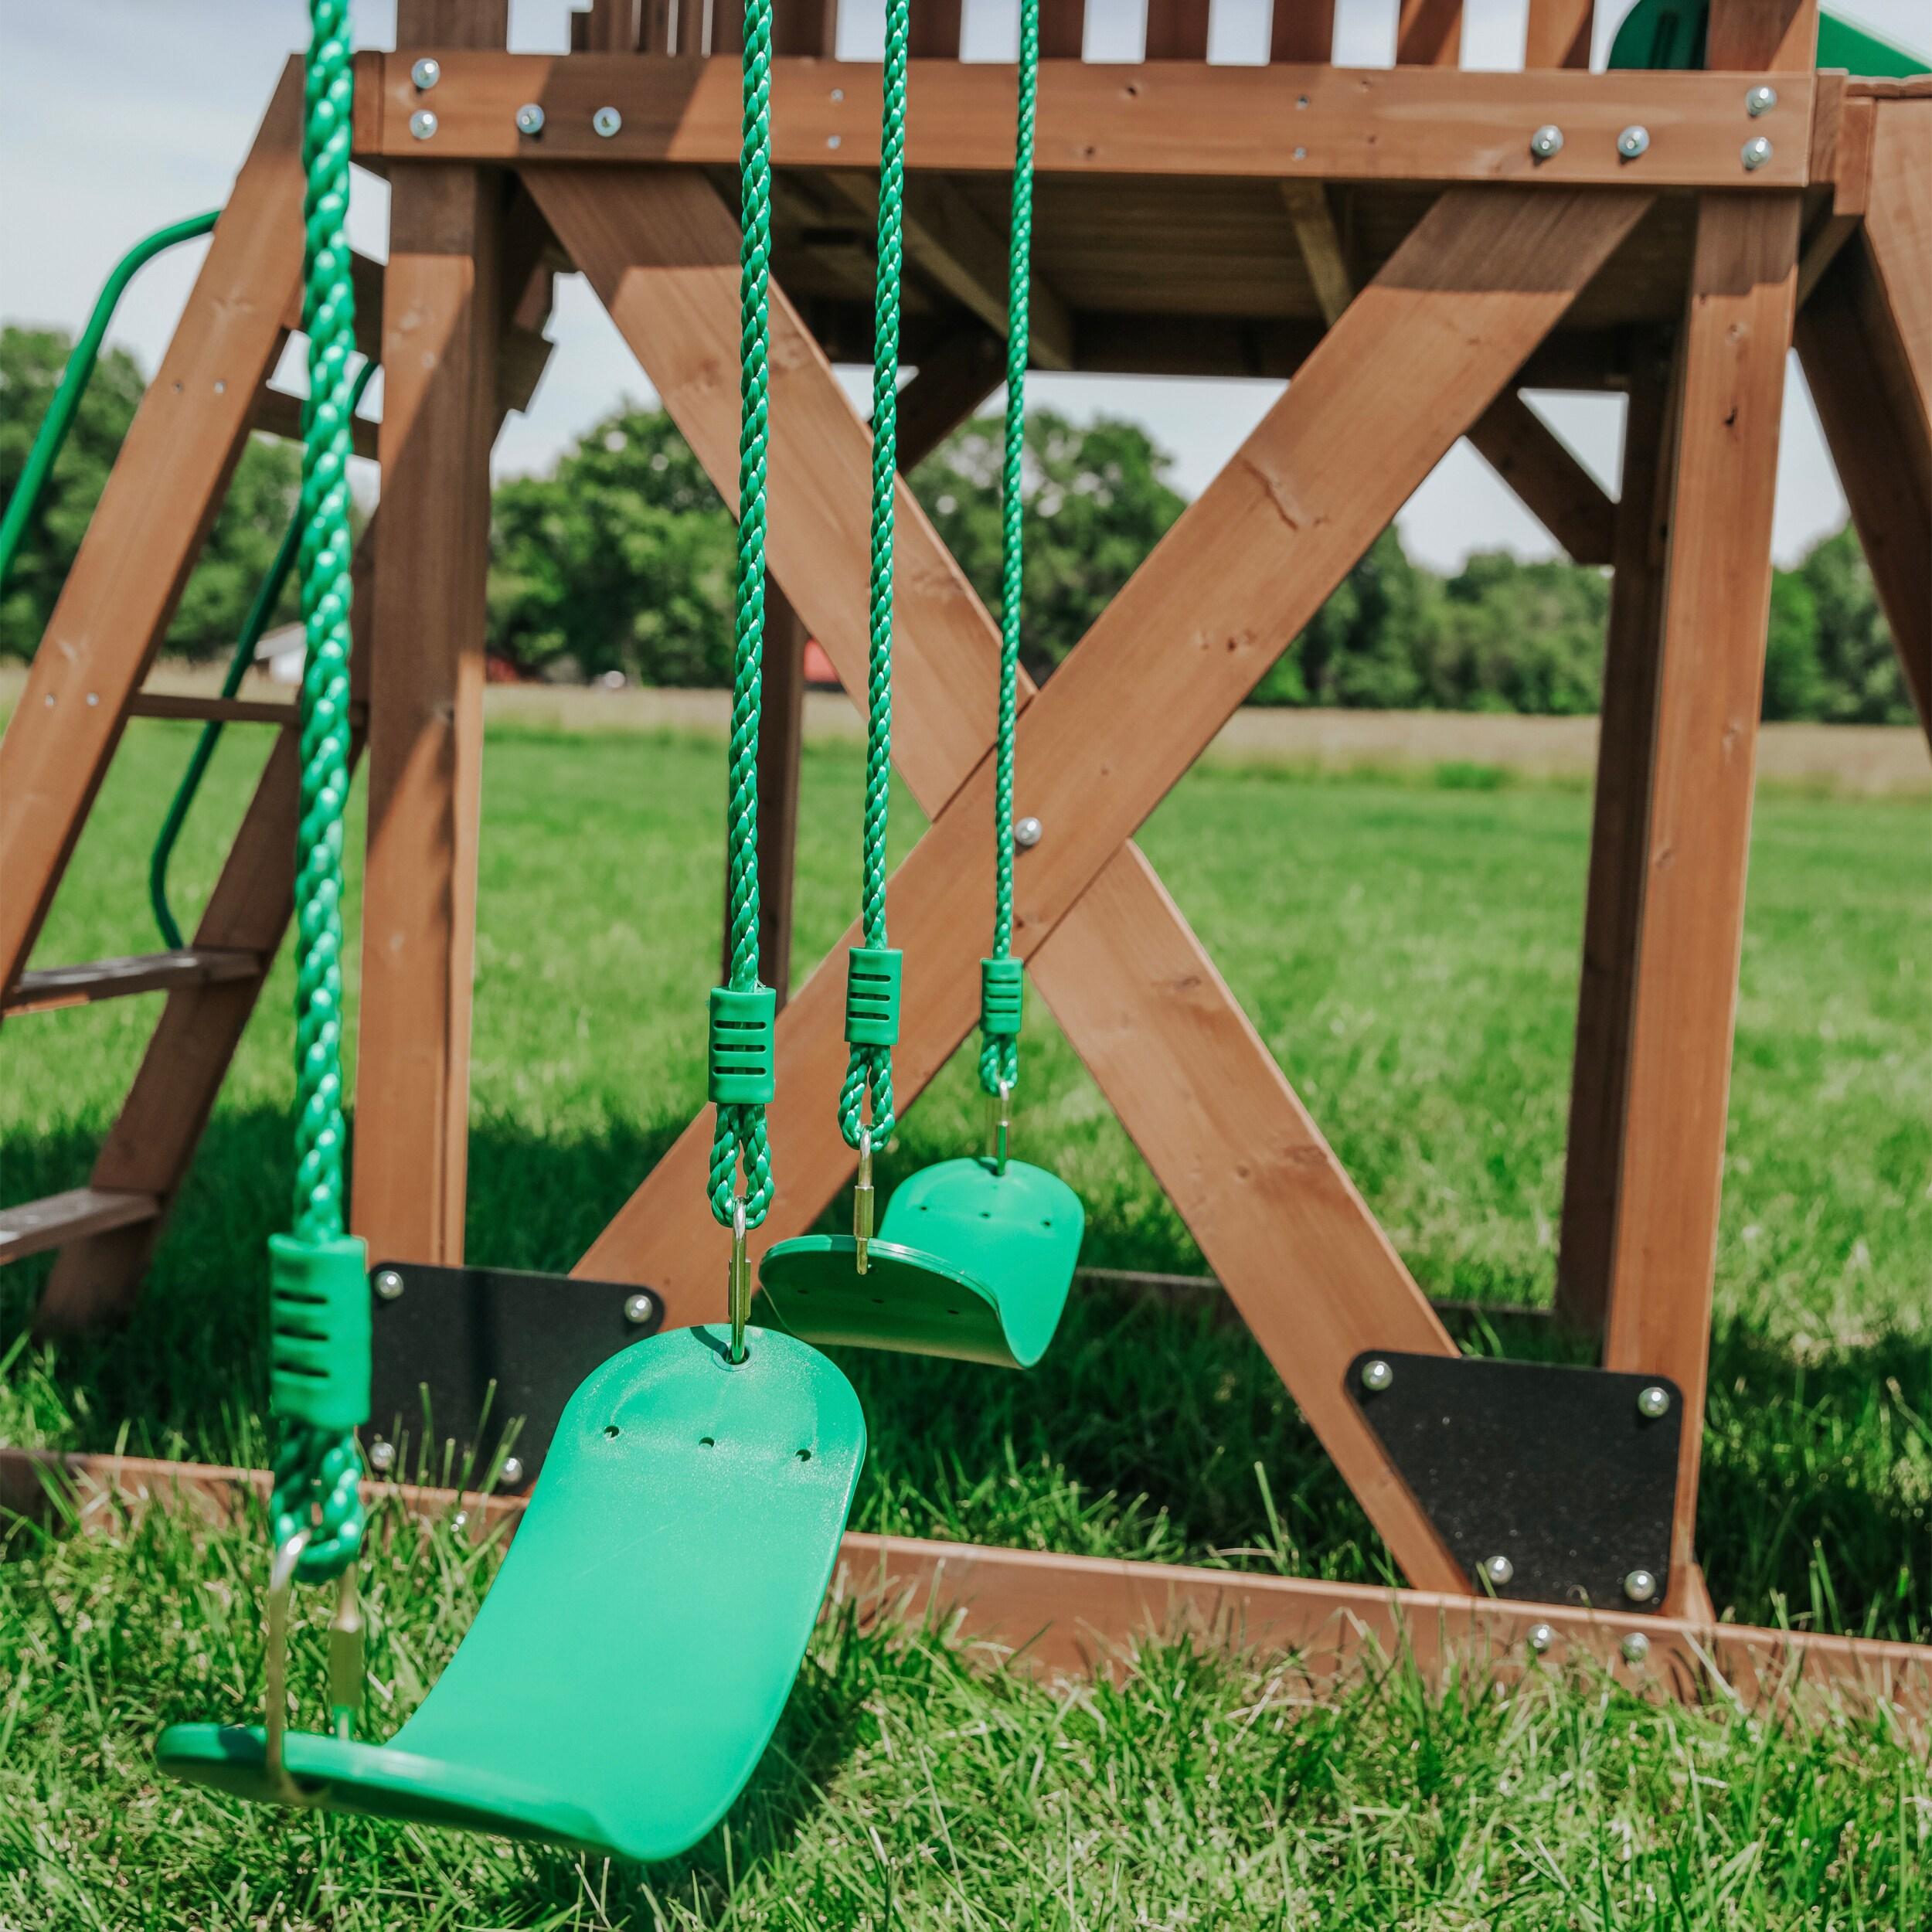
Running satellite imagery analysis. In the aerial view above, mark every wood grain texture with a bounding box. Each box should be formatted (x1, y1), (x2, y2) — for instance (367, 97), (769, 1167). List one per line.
(1860, 104), (1932, 484)
(1463, 392), (1617, 566)
(1554, 335), (1678, 1337)
(895, 326), (1006, 469)
(1143, 0), (1211, 61)
(1600, 194), (1803, 1614)
(1397, 0), (1464, 66)
(1524, 0), (1595, 69)
(1270, 1), (1337, 63)
(362, 56), (1816, 191)
(352, 161), (506, 1270)
(0, 66), (304, 995)
(1705, 0), (1818, 69)
(1279, 180), (1352, 326)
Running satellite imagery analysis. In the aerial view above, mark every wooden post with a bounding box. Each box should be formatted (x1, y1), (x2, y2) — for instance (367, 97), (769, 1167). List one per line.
(1553, 332), (1678, 1338)
(1524, 0), (1595, 68)
(1397, 0), (1464, 66)
(1705, 0), (1818, 69)
(1598, 195), (1803, 1615)
(351, 1), (510, 1269)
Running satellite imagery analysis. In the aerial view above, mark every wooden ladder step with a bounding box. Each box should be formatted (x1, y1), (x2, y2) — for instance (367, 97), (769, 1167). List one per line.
(3, 947), (262, 1015)
(0, 1188), (159, 1265)
(126, 692), (299, 726)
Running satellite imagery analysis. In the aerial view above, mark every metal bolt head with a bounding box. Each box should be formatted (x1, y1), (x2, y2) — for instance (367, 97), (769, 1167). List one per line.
(411, 56), (441, 90)
(1741, 136), (1774, 172)
(1359, 1357), (1393, 1394)
(367, 1438), (396, 1473)
(593, 105), (623, 138)
(1746, 84), (1778, 117)
(1637, 1384), (1671, 1420)
(1529, 124), (1565, 161)
(1617, 125), (1651, 161)
(624, 1292), (657, 1327)
(374, 1267), (406, 1301)
(409, 108), (439, 141)
(1482, 1553), (1515, 1589)
(1526, 1621), (1556, 1655)
(1620, 1630), (1651, 1665)
(515, 102), (546, 137)
(498, 1455), (526, 1489)
(1623, 1567), (1659, 1604)
(1014, 815), (1044, 849)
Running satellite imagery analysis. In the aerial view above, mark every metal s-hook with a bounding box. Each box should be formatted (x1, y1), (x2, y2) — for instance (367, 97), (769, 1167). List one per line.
(726, 1196), (751, 1362)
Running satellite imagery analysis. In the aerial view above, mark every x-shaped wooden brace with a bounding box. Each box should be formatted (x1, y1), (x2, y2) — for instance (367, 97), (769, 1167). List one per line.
(529, 168), (1652, 1591)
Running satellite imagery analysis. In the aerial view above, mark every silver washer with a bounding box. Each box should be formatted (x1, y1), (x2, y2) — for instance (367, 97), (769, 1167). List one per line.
(593, 106), (623, 139)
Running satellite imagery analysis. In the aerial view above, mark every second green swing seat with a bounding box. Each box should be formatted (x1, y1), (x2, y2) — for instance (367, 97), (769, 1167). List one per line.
(757, 1157), (1083, 1370)
(158, 1325), (865, 1862)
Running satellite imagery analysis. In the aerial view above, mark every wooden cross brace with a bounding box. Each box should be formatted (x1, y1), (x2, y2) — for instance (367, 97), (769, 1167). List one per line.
(528, 167), (1656, 1593)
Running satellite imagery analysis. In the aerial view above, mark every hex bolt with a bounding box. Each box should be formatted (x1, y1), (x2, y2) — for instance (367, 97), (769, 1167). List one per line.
(1529, 124), (1564, 161)
(409, 109), (439, 141)
(498, 1455), (526, 1490)
(593, 105), (623, 138)
(1617, 125), (1651, 162)
(374, 1267), (405, 1301)
(1359, 1357), (1393, 1393)
(1014, 815), (1044, 849)
(1746, 84), (1778, 117)
(516, 102), (546, 137)
(367, 1438), (396, 1473)
(1482, 1553), (1515, 1589)
(1741, 136), (1774, 172)
(1637, 1384), (1671, 1420)
(1526, 1621), (1556, 1655)
(411, 56), (441, 90)
(1621, 1631), (1651, 1665)
(1623, 1568), (1659, 1605)
(624, 1292), (657, 1327)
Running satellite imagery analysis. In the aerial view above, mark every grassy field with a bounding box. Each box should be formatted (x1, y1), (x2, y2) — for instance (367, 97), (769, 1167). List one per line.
(2, 715), (1928, 1927)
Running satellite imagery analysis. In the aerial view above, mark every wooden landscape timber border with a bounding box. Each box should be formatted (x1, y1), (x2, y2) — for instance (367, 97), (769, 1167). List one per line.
(4, 1445), (1929, 1723)
(4, 4), (1930, 1713)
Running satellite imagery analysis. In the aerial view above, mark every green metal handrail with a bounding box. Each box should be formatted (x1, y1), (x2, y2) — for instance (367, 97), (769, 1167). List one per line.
(0, 210), (222, 594)
(149, 359), (376, 951)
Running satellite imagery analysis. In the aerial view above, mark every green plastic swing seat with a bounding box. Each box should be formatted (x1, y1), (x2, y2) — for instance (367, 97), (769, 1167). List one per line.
(757, 1157), (1083, 1369)
(157, 1324), (864, 1863)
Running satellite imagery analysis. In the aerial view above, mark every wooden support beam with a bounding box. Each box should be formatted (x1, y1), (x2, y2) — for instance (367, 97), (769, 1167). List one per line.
(1464, 393), (1617, 566)
(12, 1448), (1931, 1721)
(0, 66), (304, 997)
(1600, 193), (1803, 1616)
(1270, 2), (1336, 63)
(895, 326), (1006, 471)
(0, 1191), (157, 1265)
(2, 948), (260, 1017)
(1279, 181), (1352, 328)
(1397, 0), (1464, 66)
(252, 383), (379, 459)
(359, 57), (1817, 192)
(1524, 0), (1595, 69)
(1706, 0), (1818, 70)
(1143, 0), (1210, 61)
(1554, 334), (1679, 1338)
(824, 173), (1075, 372)
(749, 587), (807, 1005)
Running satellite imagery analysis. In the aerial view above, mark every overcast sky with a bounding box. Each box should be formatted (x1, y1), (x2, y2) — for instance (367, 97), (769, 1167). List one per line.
(4, 1), (1925, 570)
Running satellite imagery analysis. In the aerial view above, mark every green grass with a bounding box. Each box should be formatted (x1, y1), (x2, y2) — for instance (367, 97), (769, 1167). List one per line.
(2, 716), (1928, 1927)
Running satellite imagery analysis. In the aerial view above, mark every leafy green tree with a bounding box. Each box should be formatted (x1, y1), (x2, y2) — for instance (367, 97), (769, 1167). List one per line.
(488, 406), (736, 683)
(1761, 567), (1824, 722)
(1432, 553), (1609, 716)
(909, 410), (1186, 676)
(1794, 525), (1910, 724)
(1, 325), (301, 661)
(1253, 529), (1443, 709)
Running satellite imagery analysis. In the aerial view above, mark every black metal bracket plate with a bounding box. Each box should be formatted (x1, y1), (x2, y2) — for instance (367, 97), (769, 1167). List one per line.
(367, 1261), (665, 1495)
(1348, 1350), (1683, 1613)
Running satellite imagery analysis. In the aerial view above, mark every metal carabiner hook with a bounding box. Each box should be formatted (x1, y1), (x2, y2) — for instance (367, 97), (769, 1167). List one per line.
(853, 1127), (876, 1275)
(726, 1196), (751, 1363)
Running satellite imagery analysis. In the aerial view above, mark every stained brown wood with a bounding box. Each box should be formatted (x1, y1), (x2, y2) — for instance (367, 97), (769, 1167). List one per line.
(14, 1447), (1931, 1719)
(910, 0), (964, 60)
(773, 0), (837, 56)
(1039, 0), (1087, 60)
(1464, 393), (1617, 566)
(1554, 335), (1678, 1338)
(0, 66), (304, 995)
(1861, 103), (1932, 474)
(1280, 181), (1352, 326)
(1706, 0), (1818, 69)
(124, 693), (301, 726)
(1600, 194), (1803, 1616)
(4, 949), (260, 1017)
(1143, 0), (1210, 61)
(362, 56), (1816, 191)
(1524, 0), (1595, 69)
(752, 587), (807, 1005)
(0, 1191), (157, 1266)
(586, 0), (642, 52)
(895, 326), (1006, 468)
(253, 383), (379, 458)
(1270, 1), (1336, 63)
(1398, 0), (1464, 66)
(352, 147), (507, 1268)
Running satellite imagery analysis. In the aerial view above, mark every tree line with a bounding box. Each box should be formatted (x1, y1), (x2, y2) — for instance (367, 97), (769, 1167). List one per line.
(1, 325), (1910, 725)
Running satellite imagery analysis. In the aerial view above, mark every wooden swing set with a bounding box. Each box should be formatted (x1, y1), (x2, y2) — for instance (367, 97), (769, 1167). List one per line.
(4, 0), (1930, 1716)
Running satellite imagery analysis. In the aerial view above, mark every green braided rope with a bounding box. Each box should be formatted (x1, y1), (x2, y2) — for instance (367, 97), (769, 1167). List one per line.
(273, 0), (364, 1583)
(709, 0), (777, 1226)
(838, 0), (913, 1154)
(978, 0), (1040, 1103)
